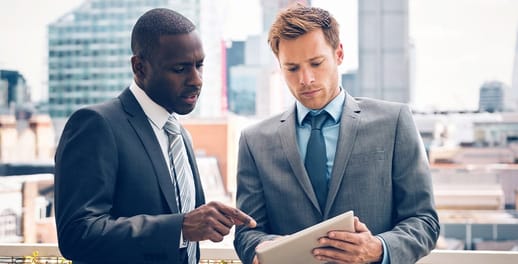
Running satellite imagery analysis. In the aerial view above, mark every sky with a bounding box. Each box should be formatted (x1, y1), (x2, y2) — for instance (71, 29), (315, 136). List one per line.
(0, 0), (517, 111)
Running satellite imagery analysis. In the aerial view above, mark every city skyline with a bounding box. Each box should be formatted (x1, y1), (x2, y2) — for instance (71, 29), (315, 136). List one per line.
(0, 0), (517, 111)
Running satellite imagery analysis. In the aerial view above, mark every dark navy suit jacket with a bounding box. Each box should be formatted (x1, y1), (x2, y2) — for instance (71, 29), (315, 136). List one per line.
(55, 88), (205, 264)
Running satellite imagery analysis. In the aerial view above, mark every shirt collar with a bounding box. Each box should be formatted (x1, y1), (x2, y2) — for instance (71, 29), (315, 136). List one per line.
(129, 80), (176, 129)
(296, 88), (345, 126)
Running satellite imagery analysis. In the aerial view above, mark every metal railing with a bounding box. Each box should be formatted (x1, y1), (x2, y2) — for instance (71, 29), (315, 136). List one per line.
(1, 243), (518, 263)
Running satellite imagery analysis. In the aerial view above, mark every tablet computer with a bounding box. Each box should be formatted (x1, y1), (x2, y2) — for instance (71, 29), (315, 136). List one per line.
(255, 210), (355, 264)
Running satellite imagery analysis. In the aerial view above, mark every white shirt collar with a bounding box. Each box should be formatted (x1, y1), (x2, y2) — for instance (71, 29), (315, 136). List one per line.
(129, 80), (175, 129)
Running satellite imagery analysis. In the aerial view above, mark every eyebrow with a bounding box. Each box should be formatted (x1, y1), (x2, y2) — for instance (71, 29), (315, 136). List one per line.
(282, 55), (325, 67)
(166, 57), (204, 66)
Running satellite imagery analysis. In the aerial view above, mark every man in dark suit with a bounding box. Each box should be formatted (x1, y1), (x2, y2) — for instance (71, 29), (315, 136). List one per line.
(55, 8), (255, 264)
(234, 5), (439, 264)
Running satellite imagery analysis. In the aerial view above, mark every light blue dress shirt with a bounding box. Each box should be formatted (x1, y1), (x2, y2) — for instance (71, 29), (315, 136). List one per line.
(295, 89), (344, 180)
(295, 88), (390, 264)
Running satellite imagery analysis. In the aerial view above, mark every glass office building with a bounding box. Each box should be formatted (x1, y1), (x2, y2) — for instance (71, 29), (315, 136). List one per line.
(0, 70), (29, 110)
(358, 0), (411, 104)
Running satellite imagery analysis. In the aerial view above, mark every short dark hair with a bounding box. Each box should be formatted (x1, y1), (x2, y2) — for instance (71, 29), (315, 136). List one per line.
(268, 4), (340, 57)
(131, 8), (196, 59)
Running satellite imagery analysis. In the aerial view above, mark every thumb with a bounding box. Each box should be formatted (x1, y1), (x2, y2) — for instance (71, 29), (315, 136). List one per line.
(354, 216), (369, 233)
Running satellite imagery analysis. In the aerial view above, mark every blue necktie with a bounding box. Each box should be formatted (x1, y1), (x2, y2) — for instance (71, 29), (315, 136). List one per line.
(304, 112), (329, 211)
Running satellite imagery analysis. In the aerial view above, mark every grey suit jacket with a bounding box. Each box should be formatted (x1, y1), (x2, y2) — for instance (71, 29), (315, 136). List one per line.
(54, 88), (205, 264)
(234, 93), (439, 264)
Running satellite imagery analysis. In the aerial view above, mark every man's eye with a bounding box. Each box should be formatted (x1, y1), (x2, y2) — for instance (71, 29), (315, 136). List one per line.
(311, 61), (323, 67)
(286, 66), (298, 72)
(172, 66), (185, 73)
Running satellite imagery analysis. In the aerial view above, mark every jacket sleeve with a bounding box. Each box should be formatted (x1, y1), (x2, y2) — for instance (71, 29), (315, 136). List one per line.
(233, 130), (280, 264)
(378, 105), (440, 263)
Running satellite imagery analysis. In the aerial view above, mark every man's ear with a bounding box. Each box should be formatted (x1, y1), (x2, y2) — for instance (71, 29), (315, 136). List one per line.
(336, 43), (344, 65)
(131, 55), (146, 80)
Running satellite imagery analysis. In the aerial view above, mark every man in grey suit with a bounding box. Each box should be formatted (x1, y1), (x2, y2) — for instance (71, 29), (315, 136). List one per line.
(234, 5), (439, 264)
(55, 8), (255, 264)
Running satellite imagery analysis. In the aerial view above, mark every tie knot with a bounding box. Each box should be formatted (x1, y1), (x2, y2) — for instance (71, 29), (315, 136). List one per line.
(164, 116), (181, 135)
(307, 112), (329, 130)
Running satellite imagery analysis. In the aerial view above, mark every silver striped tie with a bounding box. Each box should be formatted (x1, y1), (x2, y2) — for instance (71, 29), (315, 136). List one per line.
(164, 115), (197, 264)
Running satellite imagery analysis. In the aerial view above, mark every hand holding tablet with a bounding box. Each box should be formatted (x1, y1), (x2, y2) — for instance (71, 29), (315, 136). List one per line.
(255, 210), (355, 264)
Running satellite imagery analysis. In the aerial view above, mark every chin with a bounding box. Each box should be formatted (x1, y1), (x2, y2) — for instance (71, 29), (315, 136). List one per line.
(302, 101), (325, 110)
(175, 105), (196, 115)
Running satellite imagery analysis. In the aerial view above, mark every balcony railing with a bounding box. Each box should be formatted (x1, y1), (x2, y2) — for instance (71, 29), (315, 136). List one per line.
(1, 243), (518, 263)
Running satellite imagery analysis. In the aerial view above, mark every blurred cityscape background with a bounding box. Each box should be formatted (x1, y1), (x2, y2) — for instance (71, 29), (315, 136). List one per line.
(1, 0), (518, 253)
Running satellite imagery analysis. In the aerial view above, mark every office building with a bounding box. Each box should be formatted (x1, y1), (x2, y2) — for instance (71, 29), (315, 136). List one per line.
(0, 70), (30, 111)
(195, 0), (226, 117)
(357, 0), (410, 103)
(341, 70), (358, 96)
(511, 29), (518, 111)
(229, 64), (262, 116)
(226, 41), (245, 86)
(479, 81), (506, 112)
(226, 41), (245, 114)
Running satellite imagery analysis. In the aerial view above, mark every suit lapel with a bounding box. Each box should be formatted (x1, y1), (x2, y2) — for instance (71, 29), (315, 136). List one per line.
(278, 107), (322, 214)
(181, 127), (205, 207)
(118, 88), (180, 213)
(324, 93), (361, 217)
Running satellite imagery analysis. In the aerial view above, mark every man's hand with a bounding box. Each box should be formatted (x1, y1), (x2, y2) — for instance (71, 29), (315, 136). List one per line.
(312, 217), (383, 264)
(253, 238), (284, 264)
(182, 201), (256, 242)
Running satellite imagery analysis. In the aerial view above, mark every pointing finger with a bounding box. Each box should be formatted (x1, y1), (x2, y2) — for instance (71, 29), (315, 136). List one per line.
(215, 203), (257, 228)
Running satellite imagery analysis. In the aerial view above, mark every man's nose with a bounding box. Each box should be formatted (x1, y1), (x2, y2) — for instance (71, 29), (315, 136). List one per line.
(187, 67), (203, 87)
(300, 67), (315, 86)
